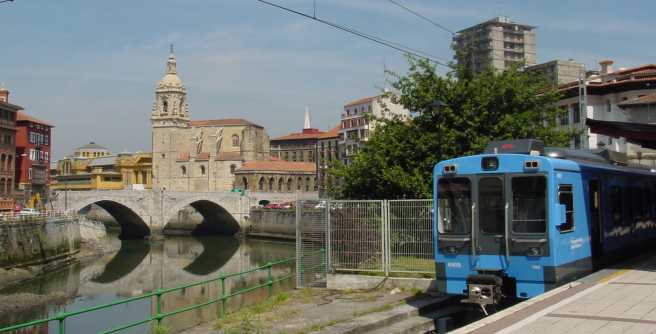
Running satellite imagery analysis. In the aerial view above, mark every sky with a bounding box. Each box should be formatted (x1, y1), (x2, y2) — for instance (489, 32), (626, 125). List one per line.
(1, 0), (654, 160)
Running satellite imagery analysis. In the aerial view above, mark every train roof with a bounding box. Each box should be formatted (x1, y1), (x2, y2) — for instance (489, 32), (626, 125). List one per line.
(438, 139), (656, 176)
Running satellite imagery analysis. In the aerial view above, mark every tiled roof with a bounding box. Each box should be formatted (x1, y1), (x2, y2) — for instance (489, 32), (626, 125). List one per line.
(190, 118), (262, 128)
(178, 152), (190, 161)
(196, 152), (210, 161)
(216, 151), (242, 161)
(271, 128), (324, 141)
(344, 95), (379, 107)
(236, 160), (316, 173)
(618, 93), (656, 107)
(319, 125), (341, 139)
(16, 111), (54, 127)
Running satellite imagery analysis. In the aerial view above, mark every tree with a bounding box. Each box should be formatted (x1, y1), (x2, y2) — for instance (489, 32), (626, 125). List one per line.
(329, 57), (572, 199)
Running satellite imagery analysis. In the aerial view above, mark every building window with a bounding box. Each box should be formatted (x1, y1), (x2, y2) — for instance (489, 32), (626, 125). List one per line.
(560, 110), (569, 126)
(258, 177), (265, 191)
(230, 164), (236, 173)
(162, 99), (168, 114)
(571, 103), (580, 123)
(200, 165), (206, 175)
(558, 184), (574, 232)
(284, 152), (289, 161)
(305, 177), (310, 191)
(573, 135), (581, 148)
(292, 152), (297, 162)
(232, 135), (240, 147)
(297, 177), (302, 191)
(268, 177), (274, 191)
(28, 168), (32, 180)
(278, 178), (284, 191)
(287, 178), (292, 191)
(606, 100), (612, 112)
(242, 177), (248, 190)
(181, 166), (187, 176)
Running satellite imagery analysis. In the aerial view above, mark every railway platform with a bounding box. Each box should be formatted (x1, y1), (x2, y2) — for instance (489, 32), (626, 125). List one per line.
(453, 252), (656, 334)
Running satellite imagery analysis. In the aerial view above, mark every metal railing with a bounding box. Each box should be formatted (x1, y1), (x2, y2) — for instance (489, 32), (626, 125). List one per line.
(0, 251), (323, 334)
(296, 200), (328, 288)
(327, 199), (434, 276)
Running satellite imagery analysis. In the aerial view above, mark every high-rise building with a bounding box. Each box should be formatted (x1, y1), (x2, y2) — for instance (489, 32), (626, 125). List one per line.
(453, 17), (536, 73)
(526, 60), (585, 85)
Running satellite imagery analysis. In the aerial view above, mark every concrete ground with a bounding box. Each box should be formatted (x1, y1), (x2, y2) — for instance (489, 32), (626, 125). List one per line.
(181, 287), (419, 334)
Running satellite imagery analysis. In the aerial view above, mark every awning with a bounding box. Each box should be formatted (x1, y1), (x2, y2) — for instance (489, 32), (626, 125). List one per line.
(586, 118), (656, 149)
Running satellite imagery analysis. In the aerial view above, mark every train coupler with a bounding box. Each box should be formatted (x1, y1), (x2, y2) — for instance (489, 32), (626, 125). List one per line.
(461, 274), (504, 315)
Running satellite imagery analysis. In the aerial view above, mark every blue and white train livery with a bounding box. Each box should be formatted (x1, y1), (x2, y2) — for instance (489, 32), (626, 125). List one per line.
(433, 139), (656, 311)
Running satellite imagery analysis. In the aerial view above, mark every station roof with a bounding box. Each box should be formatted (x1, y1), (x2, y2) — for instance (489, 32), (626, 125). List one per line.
(586, 118), (656, 149)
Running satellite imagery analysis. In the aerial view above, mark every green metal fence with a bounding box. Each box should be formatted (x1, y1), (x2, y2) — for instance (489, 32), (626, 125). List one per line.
(0, 249), (325, 334)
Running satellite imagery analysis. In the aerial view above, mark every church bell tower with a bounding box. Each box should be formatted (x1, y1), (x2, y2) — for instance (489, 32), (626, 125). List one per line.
(151, 46), (189, 190)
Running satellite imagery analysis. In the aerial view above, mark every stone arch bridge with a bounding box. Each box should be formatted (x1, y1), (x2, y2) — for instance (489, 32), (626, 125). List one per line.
(51, 190), (253, 239)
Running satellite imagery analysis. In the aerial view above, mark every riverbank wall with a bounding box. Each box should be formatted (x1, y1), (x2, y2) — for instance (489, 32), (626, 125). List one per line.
(247, 207), (324, 240)
(0, 216), (81, 269)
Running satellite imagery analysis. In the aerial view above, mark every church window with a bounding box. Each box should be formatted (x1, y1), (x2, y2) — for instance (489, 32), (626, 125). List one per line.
(287, 178), (292, 191)
(268, 177), (274, 191)
(297, 177), (302, 191)
(278, 178), (283, 191)
(181, 166), (187, 176)
(258, 177), (265, 191)
(232, 135), (240, 147)
(162, 99), (168, 114)
(200, 165), (206, 176)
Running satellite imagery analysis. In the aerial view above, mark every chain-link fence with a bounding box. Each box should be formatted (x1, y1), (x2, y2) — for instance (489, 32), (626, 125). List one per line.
(295, 200), (328, 288)
(329, 200), (386, 274)
(387, 199), (434, 274)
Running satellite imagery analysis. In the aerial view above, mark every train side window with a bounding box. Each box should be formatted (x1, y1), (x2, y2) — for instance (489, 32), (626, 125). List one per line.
(611, 186), (623, 226)
(558, 184), (574, 232)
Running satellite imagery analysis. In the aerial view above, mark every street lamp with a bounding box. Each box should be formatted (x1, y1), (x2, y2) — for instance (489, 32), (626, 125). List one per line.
(431, 100), (448, 163)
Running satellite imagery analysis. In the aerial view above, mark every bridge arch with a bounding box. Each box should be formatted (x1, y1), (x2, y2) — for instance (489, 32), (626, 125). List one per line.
(165, 198), (240, 236)
(73, 198), (151, 240)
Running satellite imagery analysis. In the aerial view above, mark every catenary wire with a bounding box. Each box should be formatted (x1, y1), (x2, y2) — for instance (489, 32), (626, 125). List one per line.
(255, 0), (452, 68)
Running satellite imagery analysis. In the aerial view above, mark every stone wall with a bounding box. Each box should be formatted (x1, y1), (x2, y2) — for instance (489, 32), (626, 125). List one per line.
(0, 217), (81, 268)
(248, 208), (296, 239)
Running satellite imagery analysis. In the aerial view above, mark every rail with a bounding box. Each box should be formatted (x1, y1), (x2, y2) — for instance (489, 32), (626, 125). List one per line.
(0, 249), (325, 334)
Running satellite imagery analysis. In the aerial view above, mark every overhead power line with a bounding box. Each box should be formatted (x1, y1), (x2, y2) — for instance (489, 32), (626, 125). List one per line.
(255, 0), (452, 68)
(0, 0), (15, 4)
(387, 0), (455, 36)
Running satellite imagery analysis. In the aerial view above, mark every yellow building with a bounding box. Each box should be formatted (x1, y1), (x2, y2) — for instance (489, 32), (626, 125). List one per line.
(52, 152), (152, 191)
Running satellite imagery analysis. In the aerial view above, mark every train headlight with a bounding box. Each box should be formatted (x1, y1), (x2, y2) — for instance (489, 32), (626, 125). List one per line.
(482, 157), (499, 171)
(470, 286), (482, 297)
(443, 164), (457, 175)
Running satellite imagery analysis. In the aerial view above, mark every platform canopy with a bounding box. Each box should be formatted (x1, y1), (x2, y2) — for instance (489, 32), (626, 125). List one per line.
(586, 118), (656, 149)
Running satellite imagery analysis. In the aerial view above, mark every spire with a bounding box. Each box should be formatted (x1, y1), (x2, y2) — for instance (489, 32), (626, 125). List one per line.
(166, 44), (177, 75)
(304, 107), (311, 129)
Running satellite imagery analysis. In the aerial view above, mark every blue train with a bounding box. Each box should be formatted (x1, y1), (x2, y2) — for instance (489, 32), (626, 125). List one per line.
(433, 139), (656, 312)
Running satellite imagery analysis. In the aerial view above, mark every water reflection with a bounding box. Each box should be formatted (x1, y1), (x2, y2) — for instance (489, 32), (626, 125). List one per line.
(0, 236), (295, 334)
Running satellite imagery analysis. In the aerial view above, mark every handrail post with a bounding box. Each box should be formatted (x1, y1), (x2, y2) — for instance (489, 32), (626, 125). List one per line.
(155, 289), (163, 326)
(267, 262), (273, 298)
(57, 314), (65, 334)
(219, 277), (227, 318)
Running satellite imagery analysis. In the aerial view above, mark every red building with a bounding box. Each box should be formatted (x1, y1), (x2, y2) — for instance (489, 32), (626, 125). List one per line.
(15, 111), (53, 204)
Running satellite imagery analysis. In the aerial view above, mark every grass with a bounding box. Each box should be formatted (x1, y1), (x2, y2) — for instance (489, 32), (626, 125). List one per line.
(214, 292), (291, 333)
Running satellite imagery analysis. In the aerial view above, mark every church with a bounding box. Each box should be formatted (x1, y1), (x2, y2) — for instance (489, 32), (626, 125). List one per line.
(151, 48), (315, 193)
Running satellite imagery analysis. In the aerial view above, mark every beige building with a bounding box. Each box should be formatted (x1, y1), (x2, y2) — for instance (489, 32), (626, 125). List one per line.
(151, 49), (270, 192)
(270, 111), (322, 163)
(453, 16), (536, 73)
(340, 94), (409, 165)
(233, 160), (316, 193)
(74, 142), (111, 158)
(526, 59), (585, 85)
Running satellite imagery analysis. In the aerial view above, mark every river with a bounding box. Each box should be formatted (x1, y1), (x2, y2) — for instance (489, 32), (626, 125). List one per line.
(0, 234), (296, 334)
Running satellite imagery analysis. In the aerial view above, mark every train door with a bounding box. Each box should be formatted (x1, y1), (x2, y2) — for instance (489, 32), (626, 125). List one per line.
(474, 175), (508, 269)
(589, 179), (603, 262)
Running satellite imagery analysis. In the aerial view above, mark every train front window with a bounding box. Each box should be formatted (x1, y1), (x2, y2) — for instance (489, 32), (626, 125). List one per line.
(512, 176), (547, 233)
(479, 177), (505, 234)
(438, 178), (471, 234)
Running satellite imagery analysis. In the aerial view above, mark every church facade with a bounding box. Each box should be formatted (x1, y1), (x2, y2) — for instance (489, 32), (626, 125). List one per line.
(151, 50), (270, 192)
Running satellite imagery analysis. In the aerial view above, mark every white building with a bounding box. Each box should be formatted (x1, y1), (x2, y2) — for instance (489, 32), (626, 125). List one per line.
(339, 94), (410, 165)
(556, 60), (656, 166)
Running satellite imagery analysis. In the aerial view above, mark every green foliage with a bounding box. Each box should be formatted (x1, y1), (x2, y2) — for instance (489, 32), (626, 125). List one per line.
(330, 57), (573, 199)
